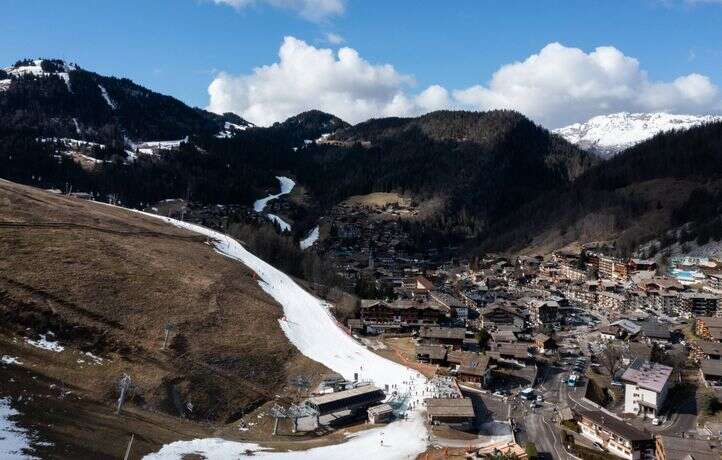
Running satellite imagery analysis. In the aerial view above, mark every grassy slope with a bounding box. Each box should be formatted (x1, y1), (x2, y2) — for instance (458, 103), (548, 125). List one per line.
(0, 179), (326, 458)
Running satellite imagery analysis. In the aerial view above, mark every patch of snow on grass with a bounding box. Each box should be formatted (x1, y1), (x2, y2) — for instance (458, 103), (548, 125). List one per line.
(84, 352), (103, 364)
(0, 397), (39, 459)
(1, 356), (22, 366)
(25, 332), (64, 353)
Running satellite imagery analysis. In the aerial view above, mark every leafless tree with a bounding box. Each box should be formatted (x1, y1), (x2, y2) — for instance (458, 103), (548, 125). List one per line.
(116, 373), (134, 415)
(600, 344), (624, 378)
(162, 322), (175, 350)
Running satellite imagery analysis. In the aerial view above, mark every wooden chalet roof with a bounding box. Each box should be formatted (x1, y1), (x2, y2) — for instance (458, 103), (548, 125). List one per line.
(420, 326), (466, 340)
(425, 398), (475, 418)
(416, 344), (448, 361)
(572, 403), (651, 442)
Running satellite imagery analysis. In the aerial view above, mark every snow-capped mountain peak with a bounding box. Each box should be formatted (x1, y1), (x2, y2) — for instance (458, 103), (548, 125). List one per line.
(1, 58), (78, 92)
(554, 112), (722, 158)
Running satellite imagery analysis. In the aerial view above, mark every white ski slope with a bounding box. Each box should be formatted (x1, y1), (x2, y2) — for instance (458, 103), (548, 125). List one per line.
(97, 84), (116, 110)
(139, 214), (431, 460)
(300, 225), (320, 250)
(253, 176), (295, 213)
(266, 213), (291, 232)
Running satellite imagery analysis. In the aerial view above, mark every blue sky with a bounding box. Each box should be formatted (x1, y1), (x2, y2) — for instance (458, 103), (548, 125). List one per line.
(2, 0), (722, 127)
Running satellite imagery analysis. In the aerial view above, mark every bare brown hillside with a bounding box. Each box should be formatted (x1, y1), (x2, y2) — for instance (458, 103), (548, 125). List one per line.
(0, 179), (326, 458)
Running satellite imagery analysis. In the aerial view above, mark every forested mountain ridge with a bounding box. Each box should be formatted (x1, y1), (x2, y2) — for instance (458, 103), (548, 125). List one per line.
(0, 59), (345, 209)
(4, 58), (722, 258)
(485, 121), (722, 255)
(293, 110), (597, 244)
(0, 58), (252, 145)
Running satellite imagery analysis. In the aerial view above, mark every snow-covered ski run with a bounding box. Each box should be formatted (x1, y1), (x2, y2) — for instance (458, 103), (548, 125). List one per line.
(254, 176), (295, 232)
(253, 176), (295, 213)
(299, 225), (320, 250)
(139, 213), (433, 460)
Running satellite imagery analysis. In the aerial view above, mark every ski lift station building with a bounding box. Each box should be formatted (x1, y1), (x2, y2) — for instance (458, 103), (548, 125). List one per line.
(305, 385), (385, 416)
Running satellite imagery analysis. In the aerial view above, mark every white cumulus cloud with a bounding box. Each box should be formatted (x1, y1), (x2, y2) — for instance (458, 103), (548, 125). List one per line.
(212, 0), (344, 22)
(207, 38), (721, 128)
(452, 42), (720, 127)
(208, 36), (425, 125)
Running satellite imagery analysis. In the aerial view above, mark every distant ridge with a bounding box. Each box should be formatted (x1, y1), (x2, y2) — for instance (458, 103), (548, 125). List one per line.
(554, 112), (722, 157)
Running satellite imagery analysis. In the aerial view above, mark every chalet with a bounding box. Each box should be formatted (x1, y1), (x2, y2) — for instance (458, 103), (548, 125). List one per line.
(638, 277), (684, 294)
(462, 337), (480, 352)
(358, 298), (449, 333)
(429, 291), (468, 320)
(610, 319), (642, 338)
(416, 344), (448, 364)
(621, 358), (673, 419)
(447, 351), (493, 386)
(696, 316), (722, 342)
(487, 342), (533, 366)
(420, 327), (466, 349)
(573, 403), (654, 460)
(628, 258), (657, 273)
(636, 278), (684, 312)
(622, 342), (652, 365)
(599, 324), (621, 341)
(480, 304), (526, 329)
(491, 330), (518, 343)
(637, 319), (672, 343)
(680, 292), (719, 316)
(425, 398), (476, 428)
(414, 275), (434, 291)
(701, 360), (722, 386)
(456, 361), (491, 385)
(656, 435), (720, 460)
(532, 333), (556, 351)
(527, 299), (559, 327)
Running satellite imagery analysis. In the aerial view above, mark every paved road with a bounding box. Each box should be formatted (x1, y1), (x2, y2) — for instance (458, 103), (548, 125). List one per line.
(515, 365), (581, 460)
